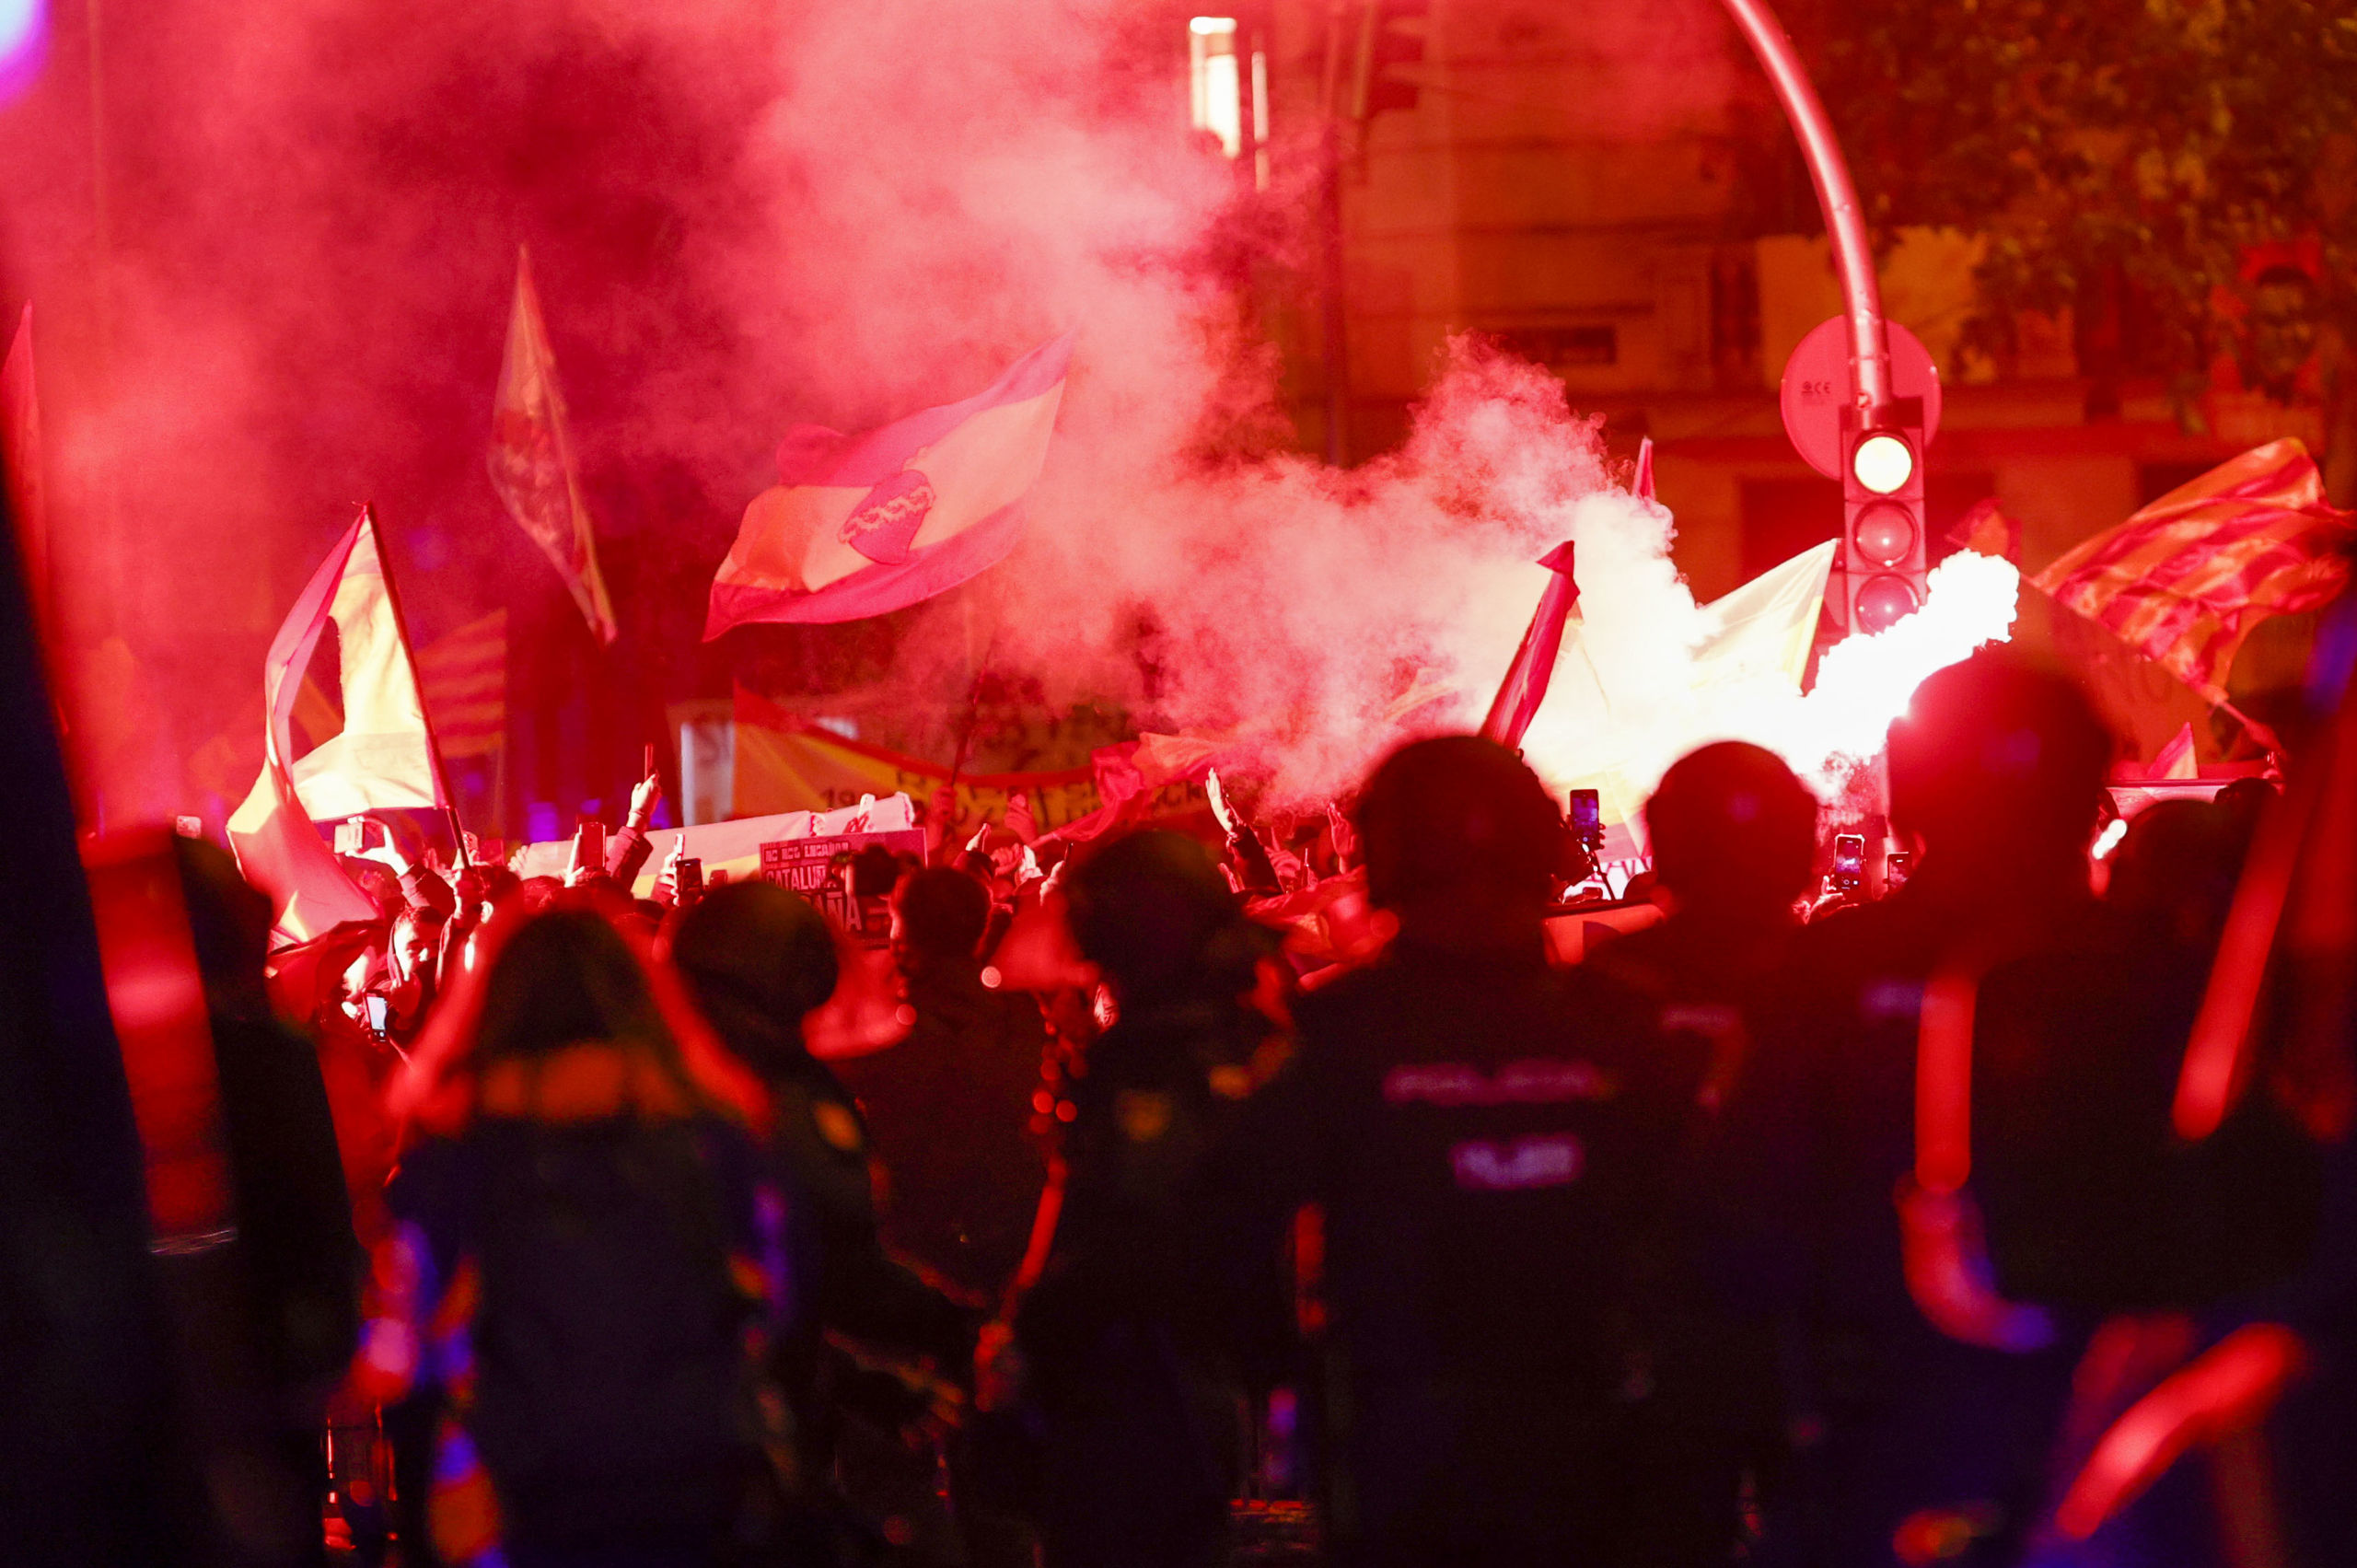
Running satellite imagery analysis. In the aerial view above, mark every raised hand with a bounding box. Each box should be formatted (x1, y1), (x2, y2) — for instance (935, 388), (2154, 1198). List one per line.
(628, 768), (664, 830)
(1325, 800), (1359, 866)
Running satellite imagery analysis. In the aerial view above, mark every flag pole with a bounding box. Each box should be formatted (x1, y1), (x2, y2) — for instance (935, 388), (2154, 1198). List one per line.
(365, 505), (471, 868)
(945, 628), (1001, 799)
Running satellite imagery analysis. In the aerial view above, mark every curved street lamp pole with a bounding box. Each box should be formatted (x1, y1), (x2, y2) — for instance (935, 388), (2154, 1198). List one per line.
(1716, 0), (1895, 422)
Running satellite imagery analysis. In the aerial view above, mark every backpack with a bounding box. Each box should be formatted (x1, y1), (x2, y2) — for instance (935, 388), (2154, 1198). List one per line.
(461, 1117), (763, 1541)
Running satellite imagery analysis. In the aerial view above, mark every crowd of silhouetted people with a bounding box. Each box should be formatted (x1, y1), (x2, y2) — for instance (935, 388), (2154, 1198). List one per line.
(124, 647), (2357, 1568)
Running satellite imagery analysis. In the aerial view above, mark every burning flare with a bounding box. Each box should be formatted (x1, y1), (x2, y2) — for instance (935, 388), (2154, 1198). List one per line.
(1779, 551), (2023, 794)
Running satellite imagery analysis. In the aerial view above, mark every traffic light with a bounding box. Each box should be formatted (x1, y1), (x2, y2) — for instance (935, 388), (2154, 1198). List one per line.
(1839, 402), (1928, 634)
(1351, 0), (1427, 120)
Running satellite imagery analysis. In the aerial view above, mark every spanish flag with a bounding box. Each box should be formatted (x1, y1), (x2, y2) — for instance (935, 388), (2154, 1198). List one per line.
(704, 336), (1070, 636)
(2033, 439), (2352, 703)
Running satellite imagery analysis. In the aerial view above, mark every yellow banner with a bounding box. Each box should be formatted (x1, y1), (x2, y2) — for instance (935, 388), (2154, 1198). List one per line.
(732, 691), (1109, 831)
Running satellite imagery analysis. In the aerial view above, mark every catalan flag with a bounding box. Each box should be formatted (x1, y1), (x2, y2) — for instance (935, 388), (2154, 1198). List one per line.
(2033, 439), (2353, 703)
(418, 610), (506, 761)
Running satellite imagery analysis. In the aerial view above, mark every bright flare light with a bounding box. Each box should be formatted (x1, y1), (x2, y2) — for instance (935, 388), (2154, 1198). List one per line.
(1516, 542), (2019, 829)
(1852, 432), (1915, 494)
(0, 0), (43, 104)
(0, 0), (37, 54)
(1780, 550), (2021, 792)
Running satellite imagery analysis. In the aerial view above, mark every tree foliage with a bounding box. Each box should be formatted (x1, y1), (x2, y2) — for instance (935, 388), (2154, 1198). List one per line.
(1795, 0), (2357, 405)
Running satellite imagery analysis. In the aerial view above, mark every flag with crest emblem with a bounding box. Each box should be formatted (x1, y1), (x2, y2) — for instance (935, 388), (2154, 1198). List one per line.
(705, 336), (1070, 636)
(489, 248), (617, 645)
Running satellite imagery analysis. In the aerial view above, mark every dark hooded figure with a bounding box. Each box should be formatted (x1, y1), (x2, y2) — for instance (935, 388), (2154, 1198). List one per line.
(666, 881), (977, 1520)
(367, 900), (784, 1568)
(1958, 797), (2325, 1565)
(836, 865), (1048, 1305)
(1588, 740), (1821, 1564)
(1009, 830), (1284, 1568)
(1973, 796), (2321, 1307)
(1716, 649), (2121, 1566)
(1190, 736), (1680, 1568)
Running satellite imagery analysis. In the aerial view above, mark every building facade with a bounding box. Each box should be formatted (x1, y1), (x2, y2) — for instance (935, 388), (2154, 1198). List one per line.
(1179, 0), (2328, 744)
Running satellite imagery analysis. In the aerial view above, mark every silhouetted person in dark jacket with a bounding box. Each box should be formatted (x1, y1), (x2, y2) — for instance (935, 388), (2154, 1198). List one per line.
(836, 866), (1047, 1306)
(1721, 650), (2117, 1566)
(836, 865), (1051, 1568)
(1197, 736), (1686, 1568)
(1963, 796), (2325, 1564)
(169, 839), (361, 1568)
(1010, 830), (1282, 1568)
(368, 901), (783, 1568)
(1590, 740), (1820, 1565)
(1597, 740), (1817, 1028)
(1976, 796), (2325, 1307)
(667, 881), (976, 1516)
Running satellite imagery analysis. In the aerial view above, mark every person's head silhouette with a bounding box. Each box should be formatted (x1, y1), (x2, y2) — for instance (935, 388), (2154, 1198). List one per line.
(1064, 830), (1265, 1008)
(2105, 798), (2255, 954)
(1645, 741), (1817, 925)
(1887, 649), (2114, 901)
(668, 879), (840, 1078)
(891, 865), (992, 974)
(1354, 735), (1567, 950)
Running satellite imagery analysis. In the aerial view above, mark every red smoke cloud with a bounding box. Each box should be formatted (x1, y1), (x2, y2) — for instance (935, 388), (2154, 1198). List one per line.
(3, 0), (1976, 825)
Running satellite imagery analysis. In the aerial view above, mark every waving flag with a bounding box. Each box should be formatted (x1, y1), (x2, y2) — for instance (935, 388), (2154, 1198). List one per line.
(227, 510), (390, 945)
(1543, 541), (1831, 834)
(490, 249), (617, 645)
(1688, 538), (1835, 694)
(418, 609), (505, 761)
(2033, 439), (2353, 702)
(284, 511), (448, 820)
(1480, 541), (1580, 749)
(705, 336), (1071, 637)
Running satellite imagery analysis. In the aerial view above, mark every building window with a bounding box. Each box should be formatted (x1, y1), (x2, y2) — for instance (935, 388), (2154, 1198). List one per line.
(1711, 246), (1761, 389)
(1189, 17), (1243, 158)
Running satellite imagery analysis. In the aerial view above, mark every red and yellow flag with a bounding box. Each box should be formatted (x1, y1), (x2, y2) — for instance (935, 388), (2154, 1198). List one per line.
(2033, 439), (2352, 702)
(731, 686), (1101, 828)
(418, 609), (506, 761)
(490, 249), (617, 645)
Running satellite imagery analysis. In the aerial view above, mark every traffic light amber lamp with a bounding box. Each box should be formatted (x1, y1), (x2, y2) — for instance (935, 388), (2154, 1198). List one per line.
(1852, 501), (1916, 567)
